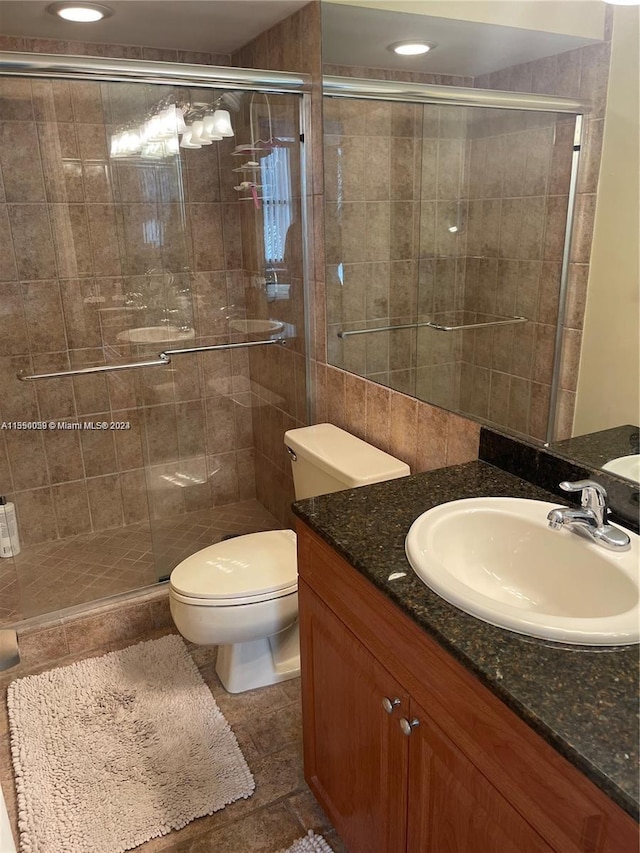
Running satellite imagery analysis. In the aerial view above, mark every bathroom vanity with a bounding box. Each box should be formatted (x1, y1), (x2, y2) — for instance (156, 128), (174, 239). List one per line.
(294, 463), (639, 853)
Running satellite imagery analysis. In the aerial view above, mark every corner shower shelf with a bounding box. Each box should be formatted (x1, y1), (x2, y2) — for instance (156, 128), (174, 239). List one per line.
(336, 316), (528, 339)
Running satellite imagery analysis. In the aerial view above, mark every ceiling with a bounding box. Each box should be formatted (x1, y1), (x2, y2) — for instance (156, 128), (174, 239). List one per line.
(322, 3), (601, 78)
(0, 1), (309, 54)
(0, 0), (603, 77)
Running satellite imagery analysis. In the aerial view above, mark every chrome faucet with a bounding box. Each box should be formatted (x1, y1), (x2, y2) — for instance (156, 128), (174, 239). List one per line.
(547, 480), (630, 551)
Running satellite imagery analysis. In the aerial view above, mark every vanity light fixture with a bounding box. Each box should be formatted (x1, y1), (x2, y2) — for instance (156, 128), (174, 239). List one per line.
(47, 2), (113, 22)
(603, 0), (640, 5)
(388, 40), (437, 56)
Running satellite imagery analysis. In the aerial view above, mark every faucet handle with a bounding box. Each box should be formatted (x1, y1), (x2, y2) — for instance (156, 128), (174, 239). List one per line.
(560, 480), (608, 522)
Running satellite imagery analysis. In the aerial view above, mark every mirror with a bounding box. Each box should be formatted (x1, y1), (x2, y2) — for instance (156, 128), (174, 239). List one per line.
(321, 1), (639, 486)
(550, 425), (640, 485)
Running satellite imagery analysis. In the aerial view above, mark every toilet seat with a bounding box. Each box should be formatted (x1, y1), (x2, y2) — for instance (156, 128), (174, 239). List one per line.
(169, 529), (298, 607)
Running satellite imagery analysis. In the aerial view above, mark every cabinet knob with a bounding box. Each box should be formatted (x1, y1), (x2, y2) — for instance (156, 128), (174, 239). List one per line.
(382, 696), (401, 714)
(399, 717), (420, 736)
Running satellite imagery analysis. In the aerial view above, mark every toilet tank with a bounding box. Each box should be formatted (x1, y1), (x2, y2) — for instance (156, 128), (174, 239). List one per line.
(284, 423), (410, 501)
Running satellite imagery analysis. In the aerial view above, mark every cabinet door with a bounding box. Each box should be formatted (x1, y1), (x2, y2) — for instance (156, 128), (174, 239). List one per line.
(299, 579), (410, 853)
(407, 699), (553, 853)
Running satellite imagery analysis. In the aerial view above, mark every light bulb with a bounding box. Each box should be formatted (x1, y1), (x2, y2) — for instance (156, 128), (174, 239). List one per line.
(190, 120), (212, 145)
(202, 115), (223, 141)
(47, 2), (113, 21)
(388, 41), (436, 56)
(210, 109), (234, 138)
(180, 130), (201, 149)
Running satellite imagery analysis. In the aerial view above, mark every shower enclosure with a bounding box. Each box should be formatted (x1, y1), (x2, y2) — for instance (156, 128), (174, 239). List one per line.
(324, 77), (584, 444)
(0, 54), (310, 624)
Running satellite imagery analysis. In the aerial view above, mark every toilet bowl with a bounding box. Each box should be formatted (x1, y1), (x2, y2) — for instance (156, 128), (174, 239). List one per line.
(170, 529), (299, 693)
(169, 424), (410, 693)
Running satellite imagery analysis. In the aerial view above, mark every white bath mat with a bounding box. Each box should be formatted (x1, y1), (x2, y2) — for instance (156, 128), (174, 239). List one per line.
(8, 634), (254, 852)
(281, 831), (333, 853)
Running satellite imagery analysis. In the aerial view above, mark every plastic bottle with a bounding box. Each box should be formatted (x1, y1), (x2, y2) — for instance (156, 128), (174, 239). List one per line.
(0, 496), (20, 558)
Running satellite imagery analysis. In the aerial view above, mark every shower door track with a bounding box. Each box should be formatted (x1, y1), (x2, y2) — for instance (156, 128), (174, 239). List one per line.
(0, 52), (311, 94)
(17, 338), (288, 381)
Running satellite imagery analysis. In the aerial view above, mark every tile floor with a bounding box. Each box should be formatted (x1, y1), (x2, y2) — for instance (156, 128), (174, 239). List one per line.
(8, 500), (281, 621)
(0, 630), (345, 853)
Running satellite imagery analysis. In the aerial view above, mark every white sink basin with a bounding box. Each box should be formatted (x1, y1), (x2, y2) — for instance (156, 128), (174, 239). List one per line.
(116, 326), (196, 344)
(602, 454), (640, 484)
(229, 319), (284, 334)
(405, 497), (639, 646)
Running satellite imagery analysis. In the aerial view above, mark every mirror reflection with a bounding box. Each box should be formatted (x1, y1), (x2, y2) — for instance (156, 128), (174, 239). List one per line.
(321, 0), (639, 485)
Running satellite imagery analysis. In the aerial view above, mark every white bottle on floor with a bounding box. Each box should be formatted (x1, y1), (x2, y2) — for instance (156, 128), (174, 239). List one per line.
(0, 497), (20, 558)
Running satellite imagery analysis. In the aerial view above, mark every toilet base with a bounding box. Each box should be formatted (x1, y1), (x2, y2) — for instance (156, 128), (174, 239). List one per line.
(215, 620), (300, 694)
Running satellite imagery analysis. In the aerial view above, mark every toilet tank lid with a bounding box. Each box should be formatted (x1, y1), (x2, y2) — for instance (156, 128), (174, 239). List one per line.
(284, 423), (410, 487)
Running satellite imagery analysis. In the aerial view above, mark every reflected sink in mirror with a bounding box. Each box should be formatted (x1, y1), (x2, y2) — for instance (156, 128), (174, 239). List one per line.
(228, 319), (284, 334)
(117, 326), (196, 344)
(602, 454), (640, 484)
(405, 497), (639, 646)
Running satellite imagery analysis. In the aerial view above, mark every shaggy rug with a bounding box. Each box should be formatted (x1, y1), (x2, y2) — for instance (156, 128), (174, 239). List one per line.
(8, 634), (254, 852)
(281, 831), (333, 853)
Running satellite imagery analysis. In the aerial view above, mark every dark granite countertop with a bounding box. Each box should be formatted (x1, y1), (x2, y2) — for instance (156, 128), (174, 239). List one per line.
(292, 461), (639, 820)
(551, 425), (640, 474)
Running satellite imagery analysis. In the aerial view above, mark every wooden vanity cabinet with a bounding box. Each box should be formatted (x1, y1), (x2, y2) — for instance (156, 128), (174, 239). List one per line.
(297, 521), (638, 853)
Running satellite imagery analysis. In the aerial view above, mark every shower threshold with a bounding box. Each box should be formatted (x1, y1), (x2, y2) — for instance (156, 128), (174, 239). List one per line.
(7, 500), (281, 622)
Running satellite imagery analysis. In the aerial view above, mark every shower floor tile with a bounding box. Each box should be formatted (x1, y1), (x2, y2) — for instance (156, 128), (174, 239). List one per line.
(10, 500), (282, 622)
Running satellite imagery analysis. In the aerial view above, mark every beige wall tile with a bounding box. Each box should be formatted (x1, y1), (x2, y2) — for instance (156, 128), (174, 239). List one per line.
(325, 366), (346, 429)
(365, 382), (390, 451)
(80, 422), (118, 477)
(415, 403), (448, 471)
(45, 426), (84, 484)
(8, 204), (57, 280)
(120, 468), (149, 525)
(570, 193), (596, 264)
(190, 203), (225, 271)
(0, 122), (45, 202)
(87, 473), (124, 529)
(50, 203), (93, 278)
(143, 404), (179, 465)
(208, 452), (239, 506)
(13, 486), (58, 544)
(86, 203), (121, 276)
(205, 395), (236, 455)
(0, 355), (38, 422)
(0, 207), (18, 282)
(52, 479), (91, 537)
(22, 280), (67, 353)
(5, 428), (49, 491)
(0, 282), (27, 356)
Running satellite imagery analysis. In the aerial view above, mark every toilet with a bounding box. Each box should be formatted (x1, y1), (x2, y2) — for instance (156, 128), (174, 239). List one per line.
(169, 424), (410, 693)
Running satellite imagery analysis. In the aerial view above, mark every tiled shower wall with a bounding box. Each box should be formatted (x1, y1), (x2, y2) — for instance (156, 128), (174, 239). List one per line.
(458, 107), (575, 440)
(0, 35), (260, 551)
(323, 98), (469, 407)
(322, 22), (610, 447)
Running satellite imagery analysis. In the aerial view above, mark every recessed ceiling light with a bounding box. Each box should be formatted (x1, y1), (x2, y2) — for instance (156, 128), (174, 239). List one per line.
(47, 3), (113, 22)
(388, 41), (437, 56)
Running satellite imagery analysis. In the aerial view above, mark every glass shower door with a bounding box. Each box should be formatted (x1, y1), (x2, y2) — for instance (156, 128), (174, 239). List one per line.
(416, 105), (577, 439)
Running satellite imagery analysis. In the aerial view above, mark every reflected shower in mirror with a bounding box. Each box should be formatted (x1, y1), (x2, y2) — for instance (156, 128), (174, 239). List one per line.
(324, 97), (578, 442)
(321, 1), (638, 463)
